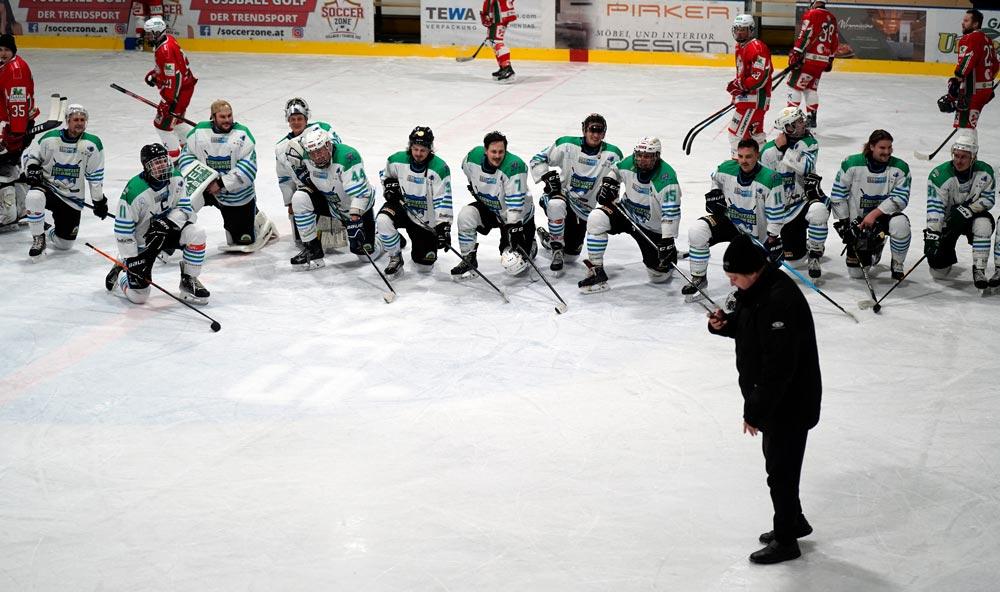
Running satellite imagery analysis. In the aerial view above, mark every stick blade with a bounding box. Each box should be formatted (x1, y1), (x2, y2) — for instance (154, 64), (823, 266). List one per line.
(554, 303), (568, 315)
(913, 150), (933, 161)
(383, 292), (396, 304)
(455, 56), (475, 63)
(857, 299), (877, 310)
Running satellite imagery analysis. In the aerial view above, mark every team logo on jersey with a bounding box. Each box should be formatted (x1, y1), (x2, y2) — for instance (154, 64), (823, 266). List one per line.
(9, 87), (25, 103)
(165, 63), (176, 76)
(59, 146), (78, 154)
(406, 174), (426, 185)
(478, 175), (497, 185)
(771, 321), (785, 329)
(577, 156), (598, 166)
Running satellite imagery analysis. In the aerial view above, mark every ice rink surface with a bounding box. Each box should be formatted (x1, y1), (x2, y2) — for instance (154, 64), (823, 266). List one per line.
(1, 50), (998, 591)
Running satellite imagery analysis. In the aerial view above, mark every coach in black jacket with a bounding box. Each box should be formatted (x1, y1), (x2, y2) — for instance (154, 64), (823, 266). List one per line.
(707, 234), (822, 564)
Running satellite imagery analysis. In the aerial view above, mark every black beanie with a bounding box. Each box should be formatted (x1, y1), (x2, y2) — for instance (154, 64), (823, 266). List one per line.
(0, 34), (16, 54)
(723, 234), (768, 274)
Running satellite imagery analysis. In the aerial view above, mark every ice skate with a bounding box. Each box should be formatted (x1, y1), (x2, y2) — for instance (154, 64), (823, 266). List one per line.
(179, 270), (210, 305)
(105, 265), (121, 291)
(891, 259), (904, 281)
(536, 227), (552, 251)
(28, 233), (45, 261)
(291, 238), (325, 271)
(549, 243), (565, 277)
(681, 274), (707, 302)
(807, 251), (822, 279)
(384, 253), (404, 279)
(495, 65), (515, 83)
(578, 260), (609, 294)
(973, 266), (987, 290)
(450, 250), (477, 280)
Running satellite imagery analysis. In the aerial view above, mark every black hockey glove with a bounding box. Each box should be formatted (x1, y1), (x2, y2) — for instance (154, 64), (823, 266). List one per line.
(24, 163), (44, 189)
(596, 177), (620, 207)
(833, 218), (856, 247)
(383, 178), (403, 207)
(764, 234), (784, 263)
(144, 217), (181, 256)
(947, 76), (962, 98)
(923, 228), (941, 258)
(824, 57), (834, 73)
(91, 197), (109, 220)
(144, 70), (157, 88)
(541, 170), (563, 198)
(947, 204), (974, 230)
(506, 221), (525, 250)
(803, 173), (824, 202)
(937, 95), (957, 113)
(788, 49), (804, 69)
(347, 217), (366, 252)
(657, 237), (677, 270)
(124, 254), (153, 290)
(705, 188), (727, 216)
(435, 221), (451, 249)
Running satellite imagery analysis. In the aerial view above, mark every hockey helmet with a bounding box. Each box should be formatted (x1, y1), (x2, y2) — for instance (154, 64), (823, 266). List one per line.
(409, 126), (435, 150)
(144, 16), (167, 36)
(732, 14), (755, 40)
(500, 247), (529, 276)
(301, 126), (333, 166)
(951, 129), (978, 157)
(64, 104), (88, 123)
(285, 97), (310, 121)
(634, 137), (662, 158)
(774, 106), (806, 135)
(140, 143), (171, 183)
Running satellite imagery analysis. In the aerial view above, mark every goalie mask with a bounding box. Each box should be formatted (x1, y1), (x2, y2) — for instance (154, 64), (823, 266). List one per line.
(500, 247), (529, 276)
(140, 143), (171, 183)
(285, 97), (310, 121)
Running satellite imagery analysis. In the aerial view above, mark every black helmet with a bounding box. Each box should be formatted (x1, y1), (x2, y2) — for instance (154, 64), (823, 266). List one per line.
(141, 143), (171, 183)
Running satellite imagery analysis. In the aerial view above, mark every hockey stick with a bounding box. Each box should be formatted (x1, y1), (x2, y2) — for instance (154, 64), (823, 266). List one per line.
(85, 242), (222, 332)
(456, 39), (488, 63)
(851, 243), (881, 313)
(683, 67), (792, 156)
(915, 81), (999, 161)
(83, 201), (117, 221)
(739, 229), (859, 322)
(0, 95), (67, 157)
(611, 202), (722, 308)
(515, 244), (568, 314)
(109, 83), (197, 127)
(332, 211), (396, 303)
(858, 255), (927, 311)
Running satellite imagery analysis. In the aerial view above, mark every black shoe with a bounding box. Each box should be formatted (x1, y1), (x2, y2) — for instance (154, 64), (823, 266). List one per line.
(550, 242), (564, 274)
(179, 273), (210, 303)
(749, 540), (801, 564)
(496, 65), (515, 82)
(491, 67), (503, 79)
(806, 112), (817, 129)
(759, 519), (812, 544)
(105, 265), (121, 291)
(29, 232), (46, 258)
(384, 253), (404, 278)
(578, 261), (609, 293)
(450, 250), (478, 276)
(807, 251), (822, 279)
(291, 237), (325, 270)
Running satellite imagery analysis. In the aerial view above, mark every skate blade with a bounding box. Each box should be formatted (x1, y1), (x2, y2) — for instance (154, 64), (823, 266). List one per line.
(29, 252), (45, 263)
(292, 259), (326, 271)
(451, 271), (475, 281)
(549, 268), (564, 278)
(981, 286), (999, 297)
(683, 292), (706, 304)
(179, 293), (209, 306)
(579, 282), (610, 294)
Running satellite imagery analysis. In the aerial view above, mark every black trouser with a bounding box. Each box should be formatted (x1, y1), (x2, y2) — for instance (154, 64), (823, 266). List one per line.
(762, 429), (809, 545)
(378, 203), (438, 265)
(204, 195), (256, 244)
(46, 191), (82, 242)
(468, 200), (536, 255)
(604, 205), (664, 270)
(780, 203), (810, 261)
(928, 211), (995, 269)
(540, 195), (587, 256)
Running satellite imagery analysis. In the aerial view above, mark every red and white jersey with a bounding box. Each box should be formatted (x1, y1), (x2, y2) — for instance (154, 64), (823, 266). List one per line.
(152, 34), (196, 104)
(0, 55), (35, 134)
(482, 0), (516, 26)
(794, 7), (839, 62)
(955, 30), (998, 90)
(735, 39), (773, 103)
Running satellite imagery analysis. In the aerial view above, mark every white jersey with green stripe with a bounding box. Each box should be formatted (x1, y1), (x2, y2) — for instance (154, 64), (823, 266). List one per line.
(710, 159), (787, 238)
(529, 136), (623, 219)
(380, 151), (453, 226)
(830, 154), (911, 221)
(274, 121), (341, 207)
(300, 142), (375, 218)
(926, 160), (996, 233)
(462, 146), (533, 225)
(178, 121), (257, 207)
(760, 134), (818, 218)
(608, 156), (681, 238)
(22, 129), (105, 211)
(112, 168), (189, 259)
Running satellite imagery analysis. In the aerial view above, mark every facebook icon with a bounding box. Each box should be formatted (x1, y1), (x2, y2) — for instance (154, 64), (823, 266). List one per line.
(200, 25), (211, 36)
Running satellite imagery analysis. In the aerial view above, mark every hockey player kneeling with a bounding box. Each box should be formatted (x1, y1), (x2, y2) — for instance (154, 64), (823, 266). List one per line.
(178, 99), (278, 254)
(106, 144), (212, 305)
(453, 131), (537, 280)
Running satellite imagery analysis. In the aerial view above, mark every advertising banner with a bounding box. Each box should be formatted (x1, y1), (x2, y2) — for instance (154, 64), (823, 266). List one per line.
(799, 5), (926, 61)
(924, 9), (1000, 64)
(14, 0), (131, 37)
(420, 0), (555, 49)
(555, 0), (745, 54)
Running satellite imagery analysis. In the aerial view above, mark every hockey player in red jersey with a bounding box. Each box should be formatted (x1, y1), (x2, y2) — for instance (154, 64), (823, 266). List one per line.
(727, 15), (773, 156)
(143, 16), (197, 161)
(481, 0), (516, 82)
(131, 0), (164, 51)
(938, 9), (997, 131)
(787, 0), (838, 129)
(0, 33), (36, 164)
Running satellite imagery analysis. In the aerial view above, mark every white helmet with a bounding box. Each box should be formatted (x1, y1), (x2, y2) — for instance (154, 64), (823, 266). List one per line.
(500, 248), (529, 276)
(951, 130), (978, 157)
(64, 103), (88, 123)
(634, 137), (662, 157)
(301, 126), (331, 153)
(732, 14), (755, 39)
(285, 97), (310, 121)
(774, 106), (805, 132)
(144, 16), (167, 35)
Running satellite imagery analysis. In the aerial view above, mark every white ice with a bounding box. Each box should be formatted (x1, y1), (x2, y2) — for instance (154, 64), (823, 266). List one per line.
(0, 50), (998, 591)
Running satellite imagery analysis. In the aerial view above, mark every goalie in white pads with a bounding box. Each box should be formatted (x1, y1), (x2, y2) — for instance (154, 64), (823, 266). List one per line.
(22, 104), (107, 261)
(105, 143), (210, 304)
(760, 106), (830, 277)
(578, 137), (680, 293)
(453, 131), (536, 278)
(923, 131), (995, 290)
(178, 99), (277, 253)
(274, 97), (345, 250)
(830, 129), (911, 281)
(377, 126), (453, 278)
(530, 113), (623, 276)
(288, 126), (379, 270)
(684, 138), (785, 300)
